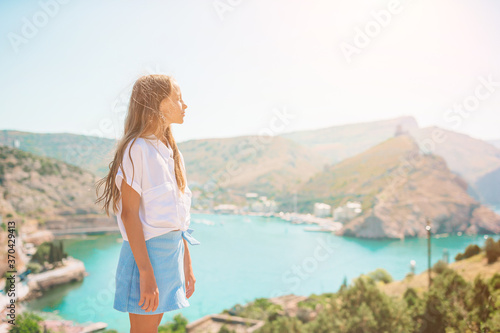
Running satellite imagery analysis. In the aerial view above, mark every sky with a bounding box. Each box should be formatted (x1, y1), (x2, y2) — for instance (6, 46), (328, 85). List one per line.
(1, 0), (499, 143)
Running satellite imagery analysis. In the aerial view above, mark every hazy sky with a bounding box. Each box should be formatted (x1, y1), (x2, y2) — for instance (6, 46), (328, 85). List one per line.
(1, 0), (499, 142)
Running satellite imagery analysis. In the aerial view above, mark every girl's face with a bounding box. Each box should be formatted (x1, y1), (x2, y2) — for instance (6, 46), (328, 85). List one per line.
(159, 83), (187, 124)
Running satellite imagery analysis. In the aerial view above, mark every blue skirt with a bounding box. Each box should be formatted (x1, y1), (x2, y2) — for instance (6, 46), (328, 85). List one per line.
(113, 228), (201, 315)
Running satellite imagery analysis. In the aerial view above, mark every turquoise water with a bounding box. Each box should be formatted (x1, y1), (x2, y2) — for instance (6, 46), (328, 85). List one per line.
(24, 213), (500, 333)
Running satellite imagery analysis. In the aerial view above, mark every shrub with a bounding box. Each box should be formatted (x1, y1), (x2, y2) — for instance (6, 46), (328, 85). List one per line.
(432, 260), (451, 274)
(403, 287), (420, 308)
(367, 268), (393, 284)
(26, 262), (42, 274)
(415, 269), (471, 332)
(306, 276), (412, 333)
(158, 313), (188, 333)
(485, 237), (500, 264)
(31, 242), (52, 265)
(258, 316), (305, 333)
(31, 240), (67, 266)
(489, 273), (500, 291)
(9, 311), (44, 333)
(218, 324), (237, 333)
(234, 297), (283, 321)
(455, 244), (481, 261)
(470, 275), (494, 323)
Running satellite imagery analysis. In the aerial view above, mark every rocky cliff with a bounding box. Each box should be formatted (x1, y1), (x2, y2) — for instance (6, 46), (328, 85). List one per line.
(0, 145), (116, 230)
(300, 135), (500, 239)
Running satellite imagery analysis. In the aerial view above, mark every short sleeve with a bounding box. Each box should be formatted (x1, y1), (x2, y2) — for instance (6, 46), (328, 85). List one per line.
(115, 141), (143, 196)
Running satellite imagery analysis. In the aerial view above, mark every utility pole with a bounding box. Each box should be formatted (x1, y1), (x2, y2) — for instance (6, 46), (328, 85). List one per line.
(293, 191), (297, 214)
(426, 218), (432, 290)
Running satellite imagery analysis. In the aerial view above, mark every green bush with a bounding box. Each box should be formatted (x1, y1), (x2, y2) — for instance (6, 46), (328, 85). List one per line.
(258, 316), (304, 333)
(32, 241), (67, 266)
(26, 262), (42, 274)
(234, 297), (283, 321)
(367, 268), (393, 284)
(304, 276), (412, 333)
(218, 324), (237, 333)
(432, 260), (451, 274)
(31, 242), (51, 265)
(470, 275), (494, 324)
(485, 237), (500, 264)
(489, 273), (500, 291)
(403, 287), (420, 308)
(158, 313), (188, 333)
(9, 311), (44, 333)
(455, 244), (481, 261)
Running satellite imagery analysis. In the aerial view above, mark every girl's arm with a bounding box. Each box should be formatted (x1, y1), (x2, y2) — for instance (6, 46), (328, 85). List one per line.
(183, 238), (196, 298)
(121, 181), (158, 312)
(121, 182), (153, 273)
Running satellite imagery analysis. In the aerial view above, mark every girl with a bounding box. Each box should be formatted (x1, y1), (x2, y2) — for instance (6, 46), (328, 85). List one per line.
(96, 74), (200, 332)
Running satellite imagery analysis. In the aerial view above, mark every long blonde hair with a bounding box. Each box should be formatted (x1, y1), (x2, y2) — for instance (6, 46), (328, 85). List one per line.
(95, 74), (187, 217)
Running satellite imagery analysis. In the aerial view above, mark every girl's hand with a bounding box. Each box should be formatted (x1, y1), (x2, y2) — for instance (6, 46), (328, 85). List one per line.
(184, 264), (196, 299)
(138, 269), (159, 312)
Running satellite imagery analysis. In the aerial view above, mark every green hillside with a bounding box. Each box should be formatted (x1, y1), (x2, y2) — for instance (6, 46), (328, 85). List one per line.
(0, 130), (116, 176)
(179, 135), (330, 199)
(0, 145), (114, 229)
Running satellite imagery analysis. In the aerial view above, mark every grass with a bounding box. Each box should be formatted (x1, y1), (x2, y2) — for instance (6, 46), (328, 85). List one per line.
(379, 252), (500, 299)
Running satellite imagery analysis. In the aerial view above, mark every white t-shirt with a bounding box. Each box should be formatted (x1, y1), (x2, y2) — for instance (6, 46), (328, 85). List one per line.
(114, 134), (192, 241)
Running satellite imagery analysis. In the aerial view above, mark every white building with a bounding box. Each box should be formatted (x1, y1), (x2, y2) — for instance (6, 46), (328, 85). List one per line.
(333, 201), (362, 222)
(214, 204), (239, 214)
(245, 193), (278, 213)
(250, 198), (278, 213)
(314, 203), (331, 217)
(245, 192), (259, 200)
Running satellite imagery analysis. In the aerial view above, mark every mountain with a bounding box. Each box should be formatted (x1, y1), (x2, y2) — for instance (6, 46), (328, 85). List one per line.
(0, 145), (115, 230)
(0, 130), (116, 177)
(279, 116), (419, 164)
(0, 130), (331, 204)
(179, 135), (330, 198)
(408, 127), (500, 206)
(298, 134), (500, 239)
(3, 122), (498, 212)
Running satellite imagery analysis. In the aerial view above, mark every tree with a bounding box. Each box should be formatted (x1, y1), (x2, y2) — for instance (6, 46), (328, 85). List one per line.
(367, 268), (393, 284)
(32, 241), (67, 267)
(48, 242), (55, 265)
(403, 287), (419, 308)
(338, 275), (348, 293)
(469, 275), (494, 324)
(485, 237), (500, 264)
(455, 244), (481, 261)
(9, 311), (44, 333)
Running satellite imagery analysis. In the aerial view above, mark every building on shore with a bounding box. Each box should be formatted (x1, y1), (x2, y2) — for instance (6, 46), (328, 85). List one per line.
(245, 193), (278, 214)
(313, 203), (331, 217)
(213, 204), (239, 214)
(333, 201), (362, 223)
